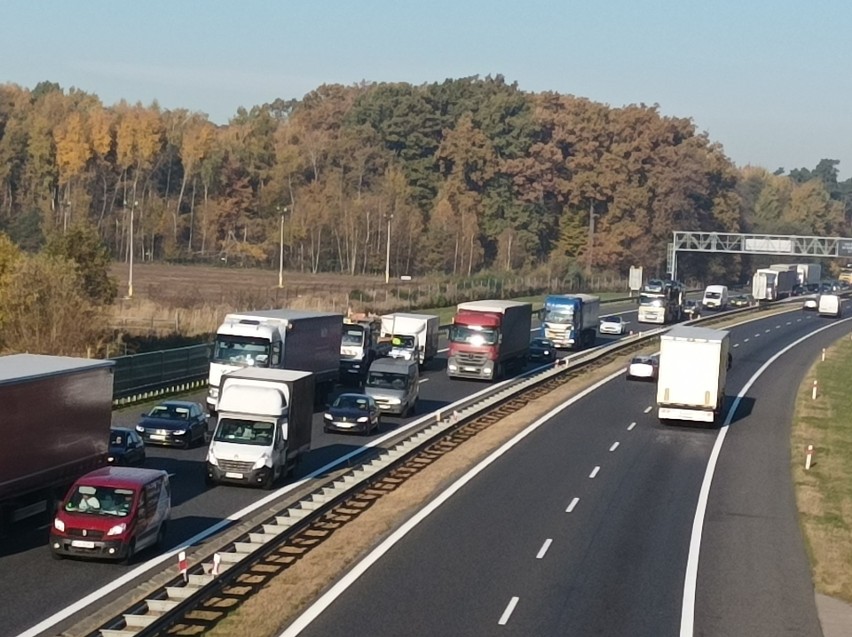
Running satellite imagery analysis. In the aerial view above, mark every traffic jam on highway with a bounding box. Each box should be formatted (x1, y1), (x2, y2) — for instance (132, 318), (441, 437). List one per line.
(2, 262), (848, 637)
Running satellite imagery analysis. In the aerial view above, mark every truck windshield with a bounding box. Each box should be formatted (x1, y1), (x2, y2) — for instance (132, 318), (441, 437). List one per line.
(64, 486), (135, 517)
(639, 294), (664, 307)
(705, 292), (721, 300)
(391, 334), (416, 349)
(212, 336), (270, 367)
(542, 308), (574, 324)
(342, 328), (365, 346)
(214, 418), (275, 446)
(366, 371), (409, 390)
(449, 326), (498, 345)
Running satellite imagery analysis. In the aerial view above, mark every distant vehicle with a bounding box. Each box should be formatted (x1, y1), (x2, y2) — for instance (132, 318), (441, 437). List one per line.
(528, 337), (557, 363)
(805, 283), (821, 294)
(627, 355), (658, 381)
(540, 294), (600, 349)
(729, 294), (753, 308)
(702, 285), (729, 310)
(839, 264), (852, 285)
(818, 294), (842, 318)
(791, 284), (804, 297)
(637, 279), (685, 324)
(108, 428), (146, 466)
(380, 313), (440, 366)
(599, 315), (627, 335)
(323, 393), (381, 435)
(802, 297), (818, 311)
(365, 357), (420, 417)
(136, 401), (209, 449)
(50, 467), (170, 563)
(683, 300), (701, 319)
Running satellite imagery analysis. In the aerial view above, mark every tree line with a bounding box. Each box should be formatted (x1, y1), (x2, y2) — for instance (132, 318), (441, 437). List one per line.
(0, 76), (850, 283)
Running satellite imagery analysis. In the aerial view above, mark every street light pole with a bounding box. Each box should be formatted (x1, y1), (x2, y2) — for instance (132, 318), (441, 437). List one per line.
(587, 200), (596, 276)
(126, 200), (137, 299)
(277, 205), (287, 288)
(385, 213), (393, 284)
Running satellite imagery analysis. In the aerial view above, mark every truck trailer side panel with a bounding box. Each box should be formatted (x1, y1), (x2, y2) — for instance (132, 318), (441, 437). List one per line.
(0, 356), (114, 519)
(279, 314), (343, 384)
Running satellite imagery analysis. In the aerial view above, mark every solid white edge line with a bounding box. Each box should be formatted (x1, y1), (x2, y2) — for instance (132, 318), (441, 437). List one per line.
(566, 497), (580, 513)
(498, 596), (520, 625)
(536, 539), (553, 559)
(278, 366), (626, 636)
(589, 466), (601, 479)
(679, 316), (852, 637)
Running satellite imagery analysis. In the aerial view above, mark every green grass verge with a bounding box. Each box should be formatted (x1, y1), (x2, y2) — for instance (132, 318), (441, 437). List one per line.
(792, 336), (852, 602)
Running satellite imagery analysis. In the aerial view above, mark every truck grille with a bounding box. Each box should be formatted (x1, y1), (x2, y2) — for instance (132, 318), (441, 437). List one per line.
(456, 352), (488, 365)
(67, 528), (105, 540)
(218, 459), (254, 474)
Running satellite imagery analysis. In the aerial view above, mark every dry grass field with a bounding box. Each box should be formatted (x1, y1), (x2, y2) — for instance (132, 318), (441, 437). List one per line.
(109, 263), (415, 336)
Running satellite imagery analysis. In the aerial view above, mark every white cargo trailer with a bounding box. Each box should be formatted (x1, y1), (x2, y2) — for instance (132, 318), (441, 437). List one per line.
(657, 325), (730, 424)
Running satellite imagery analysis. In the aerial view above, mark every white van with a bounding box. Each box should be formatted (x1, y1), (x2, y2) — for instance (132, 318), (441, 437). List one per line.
(364, 358), (419, 417)
(702, 285), (729, 310)
(818, 294), (841, 318)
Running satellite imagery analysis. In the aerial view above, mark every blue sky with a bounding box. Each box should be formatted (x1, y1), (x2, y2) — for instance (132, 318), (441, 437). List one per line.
(3, 0), (851, 178)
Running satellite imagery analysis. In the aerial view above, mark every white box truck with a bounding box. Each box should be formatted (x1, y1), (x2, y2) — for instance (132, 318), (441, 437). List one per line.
(208, 309), (342, 412)
(657, 325), (730, 424)
(818, 294), (842, 318)
(380, 313), (440, 365)
(206, 368), (314, 489)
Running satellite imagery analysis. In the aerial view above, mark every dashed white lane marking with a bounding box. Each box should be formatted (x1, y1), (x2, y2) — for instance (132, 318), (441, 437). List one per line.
(609, 442), (620, 452)
(536, 539), (553, 559)
(797, 318), (802, 322)
(775, 325), (781, 329)
(418, 378), (429, 384)
(498, 597), (520, 625)
(627, 421), (637, 431)
(765, 329), (771, 333)
(589, 466), (601, 479)
(566, 497), (580, 513)
(744, 338), (749, 342)
(754, 333), (761, 337)
(643, 406), (652, 414)
(733, 343), (739, 348)
(786, 321), (791, 325)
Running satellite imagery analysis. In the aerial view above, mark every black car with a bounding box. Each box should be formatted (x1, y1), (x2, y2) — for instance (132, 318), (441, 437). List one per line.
(323, 393), (381, 435)
(136, 400), (209, 448)
(107, 427), (146, 466)
(683, 300), (701, 319)
(528, 337), (557, 363)
(729, 294), (753, 308)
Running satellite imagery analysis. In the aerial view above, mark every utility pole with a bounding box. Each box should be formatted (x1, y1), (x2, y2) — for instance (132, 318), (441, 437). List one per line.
(385, 213), (393, 284)
(277, 205), (287, 288)
(587, 199), (596, 276)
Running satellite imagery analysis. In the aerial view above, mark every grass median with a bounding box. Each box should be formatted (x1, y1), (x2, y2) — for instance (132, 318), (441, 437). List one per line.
(792, 336), (852, 603)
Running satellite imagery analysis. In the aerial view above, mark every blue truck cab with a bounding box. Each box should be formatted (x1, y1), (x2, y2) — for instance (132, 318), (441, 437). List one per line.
(541, 294), (601, 349)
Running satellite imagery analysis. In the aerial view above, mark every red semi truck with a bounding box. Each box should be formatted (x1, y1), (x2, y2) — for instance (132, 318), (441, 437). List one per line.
(0, 354), (115, 535)
(447, 300), (533, 381)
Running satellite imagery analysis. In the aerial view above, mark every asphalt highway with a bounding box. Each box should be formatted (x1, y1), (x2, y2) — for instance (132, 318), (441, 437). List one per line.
(4, 299), (648, 637)
(284, 308), (849, 637)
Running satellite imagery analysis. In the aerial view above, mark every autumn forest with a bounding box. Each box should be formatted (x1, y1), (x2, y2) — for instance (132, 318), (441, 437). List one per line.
(1, 75), (850, 284)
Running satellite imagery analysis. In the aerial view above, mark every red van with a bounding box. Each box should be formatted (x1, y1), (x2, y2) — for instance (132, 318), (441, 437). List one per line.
(50, 467), (170, 562)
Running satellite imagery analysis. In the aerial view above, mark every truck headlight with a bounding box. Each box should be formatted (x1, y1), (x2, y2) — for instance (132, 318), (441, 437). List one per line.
(107, 523), (127, 536)
(207, 451), (219, 466)
(448, 364), (458, 371)
(386, 398), (401, 405)
(208, 387), (219, 398)
(253, 453), (272, 469)
(53, 517), (65, 532)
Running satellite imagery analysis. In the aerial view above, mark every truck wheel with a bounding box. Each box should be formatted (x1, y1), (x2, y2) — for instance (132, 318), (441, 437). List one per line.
(261, 471), (275, 491)
(155, 522), (168, 549)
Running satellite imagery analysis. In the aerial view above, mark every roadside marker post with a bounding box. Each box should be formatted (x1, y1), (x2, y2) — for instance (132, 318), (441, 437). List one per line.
(821, 348), (826, 362)
(812, 380), (818, 400)
(178, 551), (188, 582)
(805, 445), (814, 471)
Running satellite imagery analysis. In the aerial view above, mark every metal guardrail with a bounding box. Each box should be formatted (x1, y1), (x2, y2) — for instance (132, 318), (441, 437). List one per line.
(85, 300), (787, 637)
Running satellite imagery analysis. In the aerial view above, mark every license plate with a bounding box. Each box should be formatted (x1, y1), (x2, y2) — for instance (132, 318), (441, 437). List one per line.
(463, 366), (478, 372)
(150, 434), (166, 441)
(71, 540), (95, 549)
(225, 472), (244, 479)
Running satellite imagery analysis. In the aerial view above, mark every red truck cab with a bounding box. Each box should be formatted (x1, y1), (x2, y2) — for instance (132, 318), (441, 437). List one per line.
(50, 467), (170, 562)
(447, 310), (503, 378)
